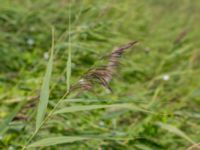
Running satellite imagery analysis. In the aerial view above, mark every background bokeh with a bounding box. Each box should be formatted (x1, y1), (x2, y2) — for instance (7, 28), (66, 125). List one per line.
(0, 0), (200, 149)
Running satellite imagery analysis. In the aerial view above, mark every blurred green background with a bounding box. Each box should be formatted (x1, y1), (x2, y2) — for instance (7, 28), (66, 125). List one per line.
(0, 0), (200, 149)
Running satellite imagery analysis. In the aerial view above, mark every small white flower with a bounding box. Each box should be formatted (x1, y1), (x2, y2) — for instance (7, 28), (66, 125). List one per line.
(27, 38), (34, 46)
(163, 75), (170, 81)
(43, 52), (49, 60)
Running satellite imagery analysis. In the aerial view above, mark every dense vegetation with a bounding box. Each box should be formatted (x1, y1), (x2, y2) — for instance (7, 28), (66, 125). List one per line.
(0, 0), (200, 149)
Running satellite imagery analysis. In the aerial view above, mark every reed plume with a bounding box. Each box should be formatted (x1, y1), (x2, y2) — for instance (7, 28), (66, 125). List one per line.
(71, 41), (138, 92)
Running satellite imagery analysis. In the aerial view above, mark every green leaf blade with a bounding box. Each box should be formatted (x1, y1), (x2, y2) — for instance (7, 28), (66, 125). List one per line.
(36, 27), (55, 130)
(66, 51), (71, 92)
(157, 122), (195, 144)
(66, 3), (72, 92)
(0, 101), (24, 135)
(28, 136), (89, 148)
(27, 135), (133, 148)
(53, 103), (150, 114)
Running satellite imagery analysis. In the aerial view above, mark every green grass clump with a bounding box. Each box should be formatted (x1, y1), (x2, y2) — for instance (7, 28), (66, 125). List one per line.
(0, 0), (200, 149)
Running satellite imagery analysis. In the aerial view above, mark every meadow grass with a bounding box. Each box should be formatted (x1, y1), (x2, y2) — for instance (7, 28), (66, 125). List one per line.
(0, 0), (200, 149)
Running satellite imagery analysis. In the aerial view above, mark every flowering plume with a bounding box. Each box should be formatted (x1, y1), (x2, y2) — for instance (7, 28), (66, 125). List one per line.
(71, 41), (138, 92)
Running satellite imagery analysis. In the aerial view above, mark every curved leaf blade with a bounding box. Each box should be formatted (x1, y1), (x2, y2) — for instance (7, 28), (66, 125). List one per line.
(53, 103), (151, 114)
(28, 135), (133, 148)
(28, 136), (88, 148)
(157, 122), (195, 144)
(36, 27), (54, 130)
(0, 101), (24, 135)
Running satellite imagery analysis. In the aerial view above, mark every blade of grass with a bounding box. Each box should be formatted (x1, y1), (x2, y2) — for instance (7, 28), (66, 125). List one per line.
(28, 136), (89, 148)
(157, 122), (196, 144)
(36, 27), (55, 130)
(53, 103), (152, 114)
(28, 135), (133, 148)
(0, 101), (24, 135)
(66, 1), (72, 92)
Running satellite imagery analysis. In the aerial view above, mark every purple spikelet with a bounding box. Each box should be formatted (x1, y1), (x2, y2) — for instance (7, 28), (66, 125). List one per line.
(70, 41), (138, 92)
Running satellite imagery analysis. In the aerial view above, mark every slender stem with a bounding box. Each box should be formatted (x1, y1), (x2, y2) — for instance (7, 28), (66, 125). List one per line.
(21, 92), (69, 150)
(67, 0), (72, 92)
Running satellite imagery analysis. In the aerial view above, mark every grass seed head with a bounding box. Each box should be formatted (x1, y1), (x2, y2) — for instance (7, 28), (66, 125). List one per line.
(70, 41), (138, 93)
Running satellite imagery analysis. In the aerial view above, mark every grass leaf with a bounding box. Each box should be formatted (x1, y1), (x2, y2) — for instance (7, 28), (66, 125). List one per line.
(0, 101), (24, 135)
(66, 2), (72, 92)
(28, 135), (133, 148)
(157, 122), (195, 144)
(28, 136), (88, 147)
(36, 27), (55, 130)
(66, 46), (71, 92)
(53, 103), (151, 114)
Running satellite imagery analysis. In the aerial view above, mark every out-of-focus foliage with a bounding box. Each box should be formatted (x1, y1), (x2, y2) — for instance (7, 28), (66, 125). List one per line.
(0, 0), (200, 149)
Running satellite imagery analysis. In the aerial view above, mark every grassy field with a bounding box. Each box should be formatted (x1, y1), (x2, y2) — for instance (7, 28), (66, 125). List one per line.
(0, 0), (200, 149)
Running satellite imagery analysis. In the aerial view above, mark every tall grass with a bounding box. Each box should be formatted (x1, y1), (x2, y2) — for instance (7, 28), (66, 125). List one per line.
(0, 0), (200, 149)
